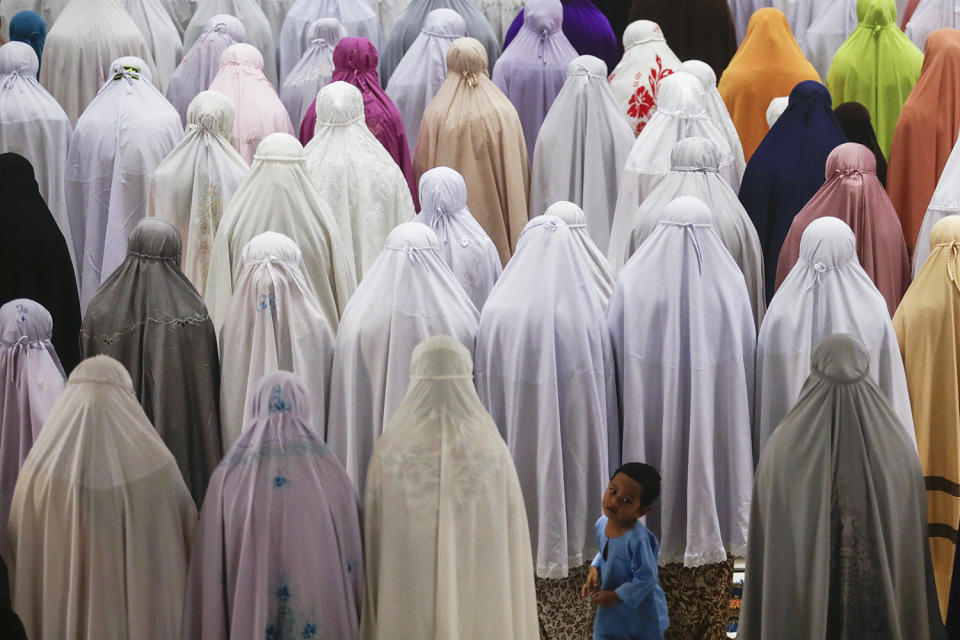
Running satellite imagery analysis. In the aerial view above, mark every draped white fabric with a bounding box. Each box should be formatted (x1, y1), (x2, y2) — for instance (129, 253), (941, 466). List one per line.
(362, 336), (539, 640)
(372, 0), (411, 38)
(183, 0), (277, 86)
(914, 130), (960, 274)
(304, 82), (415, 279)
(905, 0), (959, 51)
(385, 8), (465, 157)
(613, 71), (739, 238)
(416, 167), (502, 311)
(0, 43), (73, 267)
(166, 15), (246, 124)
(475, 215), (616, 579)
(544, 201), (614, 308)
(280, 18), (345, 130)
(609, 137), (766, 329)
(755, 216), (914, 460)
(5, 355), (196, 640)
(205, 132), (356, 333)
(804, 0), (858, 80)
(39, 0), (155, 124)
(278, 0), (381, 87)
(65, 57), (182, 312)
(147, 90), (249, 297)
(530, 55), (634, 253)
(476, 0), (525, 40)
(607, 196), (754, 567)
(326, 222), (478, 490)
(765, 96), (790, 127)
(121, 0), (183, 92)
(218, 232), (335, 448)
(678, 59), (747, 177)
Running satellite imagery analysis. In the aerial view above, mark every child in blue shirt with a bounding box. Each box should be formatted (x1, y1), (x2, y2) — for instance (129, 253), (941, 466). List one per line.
(581, 462), (670, 640)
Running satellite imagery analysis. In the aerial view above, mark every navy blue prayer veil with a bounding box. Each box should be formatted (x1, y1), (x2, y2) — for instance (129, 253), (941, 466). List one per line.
(738, 80), (846, 302)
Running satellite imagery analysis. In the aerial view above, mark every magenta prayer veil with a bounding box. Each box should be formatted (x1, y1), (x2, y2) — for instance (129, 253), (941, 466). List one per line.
(181, 370), (363, 640)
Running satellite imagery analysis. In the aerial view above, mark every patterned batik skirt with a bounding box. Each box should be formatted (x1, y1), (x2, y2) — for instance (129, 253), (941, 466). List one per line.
(659, 556), (735, 640)
(535, 562), (595, 639)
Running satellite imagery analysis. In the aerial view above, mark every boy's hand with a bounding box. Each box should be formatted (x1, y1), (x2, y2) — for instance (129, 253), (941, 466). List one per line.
(592, 590), (621, 608)
(580, 566), (599, 598)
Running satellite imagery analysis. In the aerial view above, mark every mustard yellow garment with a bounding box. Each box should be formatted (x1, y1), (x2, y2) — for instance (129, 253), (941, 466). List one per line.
(893, 215), (960, 617)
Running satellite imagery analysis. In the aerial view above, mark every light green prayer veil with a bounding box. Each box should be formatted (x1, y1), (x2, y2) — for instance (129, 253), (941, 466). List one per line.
(826, 0), (923, 157)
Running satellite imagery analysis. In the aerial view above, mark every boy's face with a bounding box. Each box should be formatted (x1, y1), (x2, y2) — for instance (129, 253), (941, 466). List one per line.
(602, 472), (650, 527)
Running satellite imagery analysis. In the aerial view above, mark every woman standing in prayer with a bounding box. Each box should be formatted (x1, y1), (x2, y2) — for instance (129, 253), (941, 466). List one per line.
(530, 55), (634, 253)
(916, 137), (960, 273)
(895, 215), (960, 615)
(386, 9), (466, 157)
(804, 0), (858, 81)
(717, 8), (820, 162)
(183, 0), (275, 85)
(777, 143), (909, 314)
(122, 0), (182, 92)
(888, 28), (960, 254)
(7, 11), (44, 67)
(739, 80), (846, 302)
(415, 37), (529, 264)
(38, 0), (153, 124)
(0, 299), (65, 548)
(757, 217), (913, 461)
(66, 57), (182, 311)
(679, 59), (746, 176)
(304, 82), (415, 280)
(206, 133), (356, 333)
(280, 18), (345, 131)
(5, 355), (196, 640)
(611, 137), (766, 329)
(607, 196), (754, 638)
(544, 201), (614, 308)
(218, 233), (335, 447)
(493, 0), (578, 161)
(182, 371), (363, 640)
(327, 223), (478, 490)
(607, 20), (680, 137)
(0, 154), (80, 372)
(416, 167), (501, 311)
(362, 336), (539, 640)
(628, 0), (737, 78)
(827, 0), (923, 157)
(0, 42), (71, 263)
(905, 0), (960, 50)
(147, 90), (249, 297)
(379, 0), (499, 86)
(740, 334), (942, 640)
(208, 43), (293, 164)
(834, 101), (888, 185)
(503, 0), (619, 72)
(166, 15), (246, 124)
(475, 216), (615, 639)
(81, 219), (222, 504)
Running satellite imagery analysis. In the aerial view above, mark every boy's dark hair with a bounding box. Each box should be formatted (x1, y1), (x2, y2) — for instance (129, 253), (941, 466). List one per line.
(614, 462), (661, 508)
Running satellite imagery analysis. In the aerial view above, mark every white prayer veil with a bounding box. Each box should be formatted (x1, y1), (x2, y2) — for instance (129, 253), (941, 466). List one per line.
(66, 56), (183, 312)
(205, 132), (356, 334)
(166, 15), (246, 124)
(530, 54), (634, 252)
(280, 18), (345, 130)
(755, 216), (914, 460)
(0, 42), (73, 266)
(678, 59), (747, 176)
(804, 0), (858, 80)
(613, 71), (739, 235)
(218, 232), (335, 448)
(543, 200), (614, 308)
(278, 0), (381, 86)
(765, 95), (789, 127)
(304, 81), (415, 279)
(914, 126), (960, 274)
(121, 0), (182, 92)
(147, 90), (249, 297)
(607, 195), (754, 567)
(610, 137), (766, 328)
(416, 166), (502, 311)
(385, 8), (466, 157)
(326, 222), (479, 490)
(5, 355), (196, 640)
(373, 0), (412, 37)
(905, 0), (959, 51)
(362, 335), (539, 640)
(475, 215), (616, 579)
(183, 0), (277, 86)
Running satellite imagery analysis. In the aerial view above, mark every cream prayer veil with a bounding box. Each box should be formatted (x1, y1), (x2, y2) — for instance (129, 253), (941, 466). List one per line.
(362, 335), (539, 640)
(5, 355), (196, 640)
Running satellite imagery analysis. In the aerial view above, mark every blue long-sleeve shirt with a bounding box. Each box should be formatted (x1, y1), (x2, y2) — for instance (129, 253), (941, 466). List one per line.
(591, 516), (669, 638)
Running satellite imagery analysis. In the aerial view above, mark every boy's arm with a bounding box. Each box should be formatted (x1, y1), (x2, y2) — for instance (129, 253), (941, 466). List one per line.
(591, 551), (602, 568)
(613, 535), (659, 609)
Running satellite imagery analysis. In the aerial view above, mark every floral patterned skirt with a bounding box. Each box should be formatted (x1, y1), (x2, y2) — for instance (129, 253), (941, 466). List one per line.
(535, 563), (595, 640)
(659, 557), (735, 640)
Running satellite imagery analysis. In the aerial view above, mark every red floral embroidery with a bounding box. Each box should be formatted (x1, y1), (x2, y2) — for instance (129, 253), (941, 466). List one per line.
(626, 55), (674, 136)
